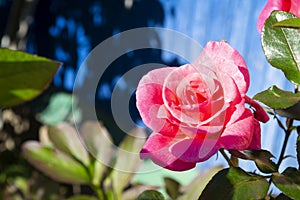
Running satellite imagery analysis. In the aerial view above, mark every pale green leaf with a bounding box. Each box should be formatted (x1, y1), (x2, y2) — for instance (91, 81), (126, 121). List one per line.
(22, 141), (90, 184)
(48, 122), (90, 166)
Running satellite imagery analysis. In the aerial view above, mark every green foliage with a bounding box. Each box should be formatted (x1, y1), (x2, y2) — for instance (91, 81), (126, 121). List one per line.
(137, 190), (165, 200)
(229, 149), (278, 173)
(272, 168), (300, 199)
(122, 185), (160, 200)
(22, 121), (151, 200)
(178, 166), (223, 200)
(37, 92), (81, 125)
(0, 48), (61, 107)
(22, 141), (90, 184)
(275, 102), (300, 120)
(254, 86), (300, 109)
(262, 11), (300, 85)
(199, 167), (269, 200)
(67, 195), (98, 200)
(108, 128), (146, 199)
(80, 121), (113, 185)
(48, 123), (90, 166)
(273, 18), (300, 29)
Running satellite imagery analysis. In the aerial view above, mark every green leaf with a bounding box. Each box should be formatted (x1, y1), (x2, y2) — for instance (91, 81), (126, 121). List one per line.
(178, 166), (223, 200)
(273, 18), (300, 29)
(122, 185), (160, 200)
(254, 86), (300, 109)
(0, 48), (61, 107)
(137, 190), (165, 200)
(229, 149), (278, 173)
(262, 11), (300, 84)
(164, 177), (181, 200)
(22, 141), (90, 184)
(67, 195), (98, 200)
(275, 102), (300, 120)
(110, 128), (146, 198)
(80, 121), (113, 185)
(199, 167), (269, 200)
(37, 93), (74, 125)
(272, 167), (300, 199)
(48, 122), (90, 166)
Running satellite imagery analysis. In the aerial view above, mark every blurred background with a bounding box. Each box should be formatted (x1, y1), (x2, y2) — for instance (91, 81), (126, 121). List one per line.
(0, 0), (298, 198)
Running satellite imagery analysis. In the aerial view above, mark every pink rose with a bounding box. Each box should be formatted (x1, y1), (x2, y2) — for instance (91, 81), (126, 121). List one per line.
(136, 41), (269, 171)
(257, 0), (300, 33)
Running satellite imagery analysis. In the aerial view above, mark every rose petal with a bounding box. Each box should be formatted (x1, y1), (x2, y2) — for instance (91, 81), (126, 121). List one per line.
(257, 0), (292, 33)
(290, 0), (300, 17)
(248, 119), (261, 150)
(136, 67), (179, 135)
(170, 135), (220, 163)
(140, 133), (196, 171)
(194, 41), (250, 96)
(217, 69), (242, 104)
(219, 108), (261, 150)
(162, 64), (229, 127)
(162, 65), (213, 125)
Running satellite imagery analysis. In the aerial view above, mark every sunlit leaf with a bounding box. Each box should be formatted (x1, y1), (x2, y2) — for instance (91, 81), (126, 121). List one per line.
(179, 166), (223, 200)
(110, 128), (146, 198)
(273, 18), (300, 29)
(272, 167), (300, 199)
(137, 190), (165, 200)
(262, 11), (300, 84)
(199, 167), (269, 199)
(80, 121), (113, 185)
(254, 86), (300, 109)
(22, 141), (90, 184)
(0, 48), (61, 107)
(48, 122), (90, 166)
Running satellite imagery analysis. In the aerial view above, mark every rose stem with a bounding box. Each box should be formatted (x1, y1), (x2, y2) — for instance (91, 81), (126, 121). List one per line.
(220, 149), (234, 167)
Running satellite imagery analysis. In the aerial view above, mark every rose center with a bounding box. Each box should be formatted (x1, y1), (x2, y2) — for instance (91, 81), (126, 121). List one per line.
(180, 79), (208, 109)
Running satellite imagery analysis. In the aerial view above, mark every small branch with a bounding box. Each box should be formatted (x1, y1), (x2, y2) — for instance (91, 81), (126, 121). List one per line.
(275, 113), (294, 168)
(277, 130), (291, 168)
(220, 149), (235, 167)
